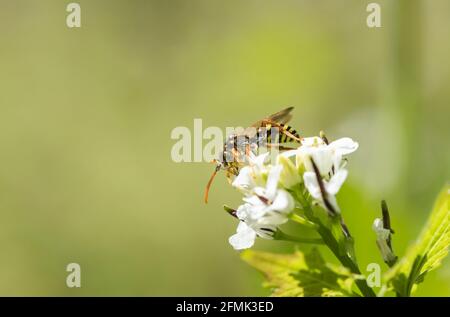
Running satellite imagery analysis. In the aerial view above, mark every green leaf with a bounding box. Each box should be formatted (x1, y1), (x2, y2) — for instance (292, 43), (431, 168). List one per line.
(241, 248), (360, 297)
(385, 185), (450, 296)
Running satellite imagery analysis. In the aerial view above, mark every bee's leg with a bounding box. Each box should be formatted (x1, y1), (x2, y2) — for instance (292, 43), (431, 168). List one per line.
(283, 131), (302, 143)
(230, 148), (241, 163)
(245, 143), (252, 156)
(266, 143), (296, 151)
(259, 119), (302, 143)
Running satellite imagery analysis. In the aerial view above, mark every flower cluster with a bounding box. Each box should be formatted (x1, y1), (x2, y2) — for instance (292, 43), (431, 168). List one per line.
(227, 134), (359, 250)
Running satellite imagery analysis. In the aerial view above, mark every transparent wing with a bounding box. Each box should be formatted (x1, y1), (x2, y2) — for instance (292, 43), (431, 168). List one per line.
(266, 106), (294, 124)
(251, 107), (294, 127)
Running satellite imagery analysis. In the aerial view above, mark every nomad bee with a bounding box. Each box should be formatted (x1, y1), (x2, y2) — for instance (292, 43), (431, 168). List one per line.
(204, 107), (302, 203)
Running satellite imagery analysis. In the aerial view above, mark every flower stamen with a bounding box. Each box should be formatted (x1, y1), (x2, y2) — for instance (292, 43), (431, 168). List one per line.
(256, 194), (271, 205)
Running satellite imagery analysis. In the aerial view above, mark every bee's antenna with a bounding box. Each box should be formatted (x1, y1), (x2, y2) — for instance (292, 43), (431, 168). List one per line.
(204, 162), (221, 204)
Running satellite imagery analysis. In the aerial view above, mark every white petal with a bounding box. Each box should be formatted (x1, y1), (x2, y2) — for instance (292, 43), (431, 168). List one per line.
(303, 172), (321, 199)
(311, 147), (333, 176)
(299, 146), (333, 176)
(250, 204), (269, 219)
(329, 138), (359, 156)
(326, 194), (341, 214)
(280, 149), (298, 158)
(243, 194), (269, 219)
(301, 136), (325, 147)
(232, 166), (253, 191)
(236, 204), (251, 220)
(236, 220), (249, 233)
(229, 222), (257, 250)
(258, 212), (289, 226)
(252, 187), (266, 198)
(254, 224), (277, 239)
(265, 165), (282, 199)
(250, 152), (269, 167)
(270, 190), (294, 213)
(332, 153), (343, 170)
(326, 169), (348, 195)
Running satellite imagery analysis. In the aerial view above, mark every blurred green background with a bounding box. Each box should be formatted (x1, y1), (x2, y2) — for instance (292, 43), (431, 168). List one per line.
(0, 0), (448, 296)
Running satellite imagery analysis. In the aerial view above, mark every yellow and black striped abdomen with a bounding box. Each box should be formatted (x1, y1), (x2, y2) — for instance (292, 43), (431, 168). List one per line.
(259, 123), (300, 144)
(278, 123), (300, 143)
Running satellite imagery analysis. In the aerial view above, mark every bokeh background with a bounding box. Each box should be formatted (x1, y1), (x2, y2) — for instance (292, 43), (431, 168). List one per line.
(0, 0), (448, 296)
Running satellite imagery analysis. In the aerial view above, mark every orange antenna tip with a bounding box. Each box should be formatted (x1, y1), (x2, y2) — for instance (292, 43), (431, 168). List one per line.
(204, 169), (218, 204)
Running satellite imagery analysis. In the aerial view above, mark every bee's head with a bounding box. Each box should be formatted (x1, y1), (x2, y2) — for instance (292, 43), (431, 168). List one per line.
(214, 151), (229, 170)
(213, 159), (223, 172)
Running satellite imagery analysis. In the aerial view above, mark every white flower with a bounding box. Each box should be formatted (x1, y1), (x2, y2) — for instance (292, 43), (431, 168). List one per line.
(229, 203), (277, 250)
(281, 136), (358, 214)
(232, 152), (269, 193)
(228, 221), (276, 250)
(229, 165), (295, 250)
(232, 153), (295, 219)
(303, 169), (348, 213)
(243, 165), (294, 221)
(298, 137), (358, 177)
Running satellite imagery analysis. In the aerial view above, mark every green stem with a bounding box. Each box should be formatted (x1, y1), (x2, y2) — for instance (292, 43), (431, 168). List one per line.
(290, 213), (318, 229)
(316, 224), (376, 297)
(293, 187), (376, 297)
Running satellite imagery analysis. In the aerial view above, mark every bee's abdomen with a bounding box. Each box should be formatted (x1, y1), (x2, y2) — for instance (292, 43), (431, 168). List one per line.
(257, 124), (300, 145)
(278, 123), (300, 143)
